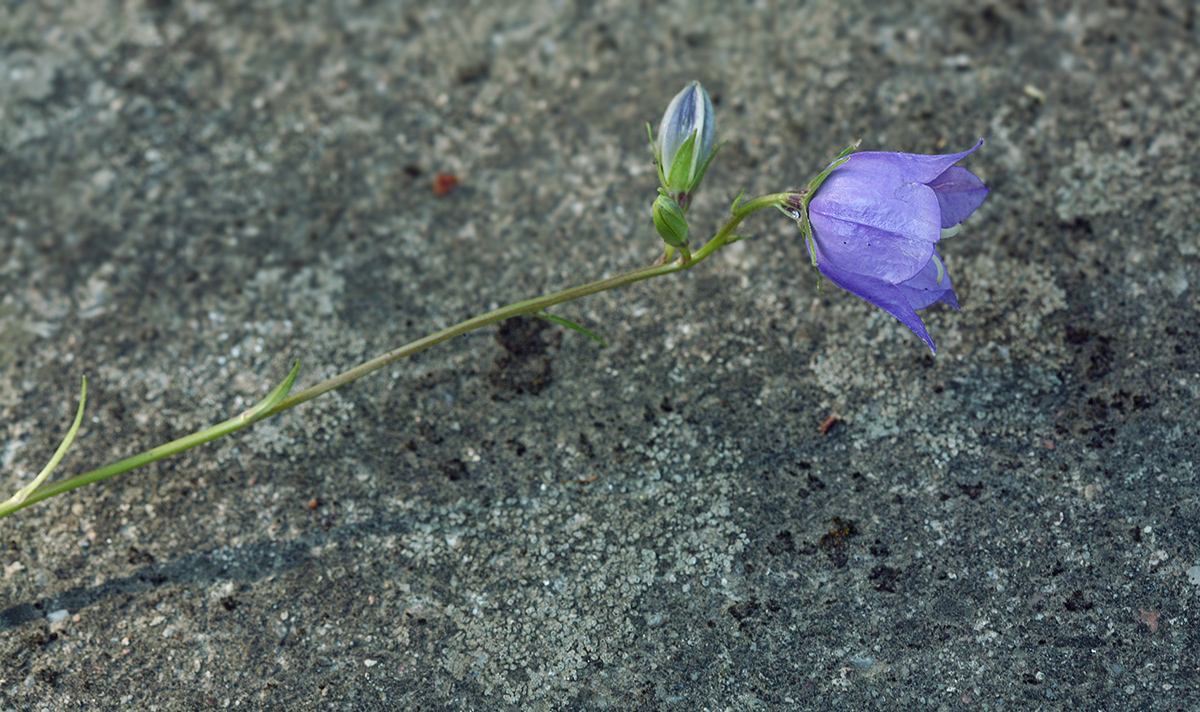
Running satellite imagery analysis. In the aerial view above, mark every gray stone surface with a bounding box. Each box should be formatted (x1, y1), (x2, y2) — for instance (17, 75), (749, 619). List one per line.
(2, 0), (1198, 709)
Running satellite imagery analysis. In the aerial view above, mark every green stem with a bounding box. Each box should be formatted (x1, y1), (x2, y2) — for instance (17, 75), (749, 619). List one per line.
(0, 193), (790, 519)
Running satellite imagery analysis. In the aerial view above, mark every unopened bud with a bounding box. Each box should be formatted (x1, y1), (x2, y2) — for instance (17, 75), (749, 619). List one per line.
(655, 81), (717, 203)
(652, 192), (689, 247)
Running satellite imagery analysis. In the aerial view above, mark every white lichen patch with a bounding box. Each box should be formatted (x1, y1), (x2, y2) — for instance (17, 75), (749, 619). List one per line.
(1055, 141), (1145, 223)
(374, 412), (754, 703)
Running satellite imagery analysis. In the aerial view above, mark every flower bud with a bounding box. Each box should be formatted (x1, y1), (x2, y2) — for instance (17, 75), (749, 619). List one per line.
(652, 192), (689, 248)
(655, 81), (716, 204)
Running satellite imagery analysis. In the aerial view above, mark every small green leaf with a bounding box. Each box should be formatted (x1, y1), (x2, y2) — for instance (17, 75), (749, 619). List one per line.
(536, 312), (607, 347)
(241, 361), (301, 424)
(730, 188), (747, 213)
(9, 376), (87, 505)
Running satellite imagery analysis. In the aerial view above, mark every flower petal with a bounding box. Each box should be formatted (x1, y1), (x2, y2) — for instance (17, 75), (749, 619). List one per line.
(896, 252), (960, 311)
(842, 139), (984, 185)
(815, 258), (939, 354)
(928, 166), (989, 228)
(809, 165), (941, 283)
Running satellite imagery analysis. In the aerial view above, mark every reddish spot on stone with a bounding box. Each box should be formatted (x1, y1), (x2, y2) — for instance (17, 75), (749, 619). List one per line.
(433, 172), (459, 196)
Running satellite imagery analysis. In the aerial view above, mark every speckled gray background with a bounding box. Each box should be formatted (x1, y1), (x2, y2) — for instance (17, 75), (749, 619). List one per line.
(2, 1), (1198, 710)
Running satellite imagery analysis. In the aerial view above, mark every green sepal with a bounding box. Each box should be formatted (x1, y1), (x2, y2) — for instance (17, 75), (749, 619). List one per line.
(806, 140), (862, 194)
(648, 123), (666, 187)
(833, 140), (861, 161)
(665, 130), (699, 194)
(682, 138), (724, 199)
(805, 156), (850, 194)
(536, 312), (607, 347)
(795, 142), (862, 269)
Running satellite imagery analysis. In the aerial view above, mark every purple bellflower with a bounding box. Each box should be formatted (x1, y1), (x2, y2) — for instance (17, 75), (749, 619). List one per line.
(787, 140), (989, 354)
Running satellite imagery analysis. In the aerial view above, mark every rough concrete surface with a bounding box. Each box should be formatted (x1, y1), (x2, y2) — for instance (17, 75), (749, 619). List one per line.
(2, 1), (1198, 710)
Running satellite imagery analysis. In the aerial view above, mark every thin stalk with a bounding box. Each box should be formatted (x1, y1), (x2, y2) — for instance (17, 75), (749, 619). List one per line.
(0, 193), (789, 519)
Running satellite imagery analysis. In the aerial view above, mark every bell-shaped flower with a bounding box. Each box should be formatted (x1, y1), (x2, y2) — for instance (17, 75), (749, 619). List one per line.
(655, 81), (717, 208)
(795, 140), (989, 353)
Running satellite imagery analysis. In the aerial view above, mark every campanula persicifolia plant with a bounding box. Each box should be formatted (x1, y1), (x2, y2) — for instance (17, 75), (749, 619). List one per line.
(2, 82), (989, 518)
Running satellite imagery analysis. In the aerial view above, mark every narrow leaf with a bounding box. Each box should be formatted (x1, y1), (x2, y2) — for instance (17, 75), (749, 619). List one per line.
(241, 361), (301, 424)
(536, 312), (607, 347)
(9, 376), (87, 505)
(730, 188), (747, 213)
